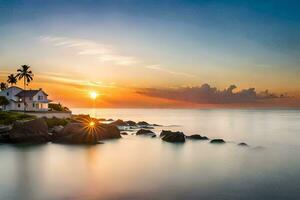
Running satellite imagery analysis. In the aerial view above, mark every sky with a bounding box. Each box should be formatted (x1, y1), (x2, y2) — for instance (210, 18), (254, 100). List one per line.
(0, 0), (300, 108)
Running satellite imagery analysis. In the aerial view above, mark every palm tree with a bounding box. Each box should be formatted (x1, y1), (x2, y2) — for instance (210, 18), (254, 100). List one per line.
(7, 74), (17, 86)
(0, 82), (8, 91)
(16, 65), (34, 112)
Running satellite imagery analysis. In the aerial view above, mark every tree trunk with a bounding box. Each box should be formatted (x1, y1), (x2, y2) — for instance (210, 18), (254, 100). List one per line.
(23, 78), (26, 113)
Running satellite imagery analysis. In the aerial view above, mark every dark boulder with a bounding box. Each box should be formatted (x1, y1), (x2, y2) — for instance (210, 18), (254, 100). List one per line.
(9, 118), (50, 143)
(52, 122), (121, 144)
(238, 142), (248, 147)
(71, 114), (91, 122)
(0, 134), (10, 143)
(126, 120), (137, 126)
(151, 135), (156, 138)
(98, 124), (121, 139)
(120, 132), (128, 135)
(136, 129), (155, 136)
(160, 130), (174, 137)
(160, 130), (185, 143)
(137, 121), (149, 126)
(110, 119), (128, 126)
(0, 125), (12, 134)
(0, 126), (11, 143)
(49, 125), (64, 134)
(186, 134), (209, 140)
(210, 139), (225, 144)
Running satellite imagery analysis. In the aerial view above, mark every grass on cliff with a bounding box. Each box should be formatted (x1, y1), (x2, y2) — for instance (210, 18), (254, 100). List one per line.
(0, 111), (36, 125)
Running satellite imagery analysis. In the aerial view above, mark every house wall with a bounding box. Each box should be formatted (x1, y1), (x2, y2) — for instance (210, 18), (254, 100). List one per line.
(18, 90), (49, 111)
(0, 87), (22, 101)
(0, 87), (23, 111)
(32, 90), (48, 102)
(26, 102), (48, 111)
(8, 101), (21, 111)
(25, 111), (72, 119)
(4, 102), (49, 112)
(5, 101), (24, 111)
(31, 90), (49, 111)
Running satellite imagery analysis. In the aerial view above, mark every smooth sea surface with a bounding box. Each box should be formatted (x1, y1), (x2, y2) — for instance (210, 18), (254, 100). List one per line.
(1, 108), (300, 200)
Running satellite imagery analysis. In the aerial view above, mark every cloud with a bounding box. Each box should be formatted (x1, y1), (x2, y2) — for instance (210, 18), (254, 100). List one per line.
(40, 36), (195, 77)
(40, 36), (138, 66)
(146, 64), (196, 77)
(38, 72), (115, 88)
(137, 83), (289, 104)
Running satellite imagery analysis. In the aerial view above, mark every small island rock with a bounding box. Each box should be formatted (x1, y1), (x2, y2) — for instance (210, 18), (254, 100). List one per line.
(137, 121), (149, 126)
(126, 120), (137, 126)
(52, 122), (121, 144)
(110, 119), (128, 126)
(238, 142), (248, 147)
(136, 129), (155, 136)
(160, 130), (185, 143)
(210, 139), (225, 144)
(186, 134), (209, 140)
(9, 118), (50, 143)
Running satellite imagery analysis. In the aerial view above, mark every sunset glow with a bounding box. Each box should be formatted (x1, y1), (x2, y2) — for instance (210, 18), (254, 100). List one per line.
(0, 0), (299, 108)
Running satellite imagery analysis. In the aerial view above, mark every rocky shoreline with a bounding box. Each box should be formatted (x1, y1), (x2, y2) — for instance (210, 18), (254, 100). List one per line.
(0, 114), (253, 148)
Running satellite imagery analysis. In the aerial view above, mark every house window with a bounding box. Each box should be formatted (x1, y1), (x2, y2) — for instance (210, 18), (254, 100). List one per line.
(38, 96), (43, 100)
(32, 103), (35, 107)
(18, 104), (20, 108)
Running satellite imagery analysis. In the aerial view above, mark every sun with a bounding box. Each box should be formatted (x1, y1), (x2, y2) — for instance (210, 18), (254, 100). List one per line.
(89, 121), (95, 127)
(89, 91), (98, 100)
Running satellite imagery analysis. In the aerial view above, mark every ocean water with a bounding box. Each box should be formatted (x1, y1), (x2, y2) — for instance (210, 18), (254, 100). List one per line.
(1, 108), (300, 200)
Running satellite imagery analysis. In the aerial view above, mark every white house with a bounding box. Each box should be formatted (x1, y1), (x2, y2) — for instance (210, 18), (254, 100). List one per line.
(0, 86), (50, 112)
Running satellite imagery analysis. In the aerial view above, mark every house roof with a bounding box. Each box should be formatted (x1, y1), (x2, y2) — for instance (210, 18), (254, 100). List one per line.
(6, 86), (23, 91)
(16, 90), (39, 98)
(15, 89), (48, 98)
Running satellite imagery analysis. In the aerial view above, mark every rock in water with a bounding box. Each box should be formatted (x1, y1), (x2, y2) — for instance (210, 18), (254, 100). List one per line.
(186, 134), (209, 140)
(9, 118), (50, 143)
(71, 114), (91, 122)
(98, 124), (121, 139)
(126, 120), (137, 126)
(110, 119), (128, 126)
(120, 132), (128, 135)
(210, 139), (225, 144)
(160, 130), (174, 137)
(136, 129), (155, 136)
(238, 142), (248, 147)
(137, 121), (149, 126)
(52, 122), (121, 144)
(160, 130), (185, 143)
